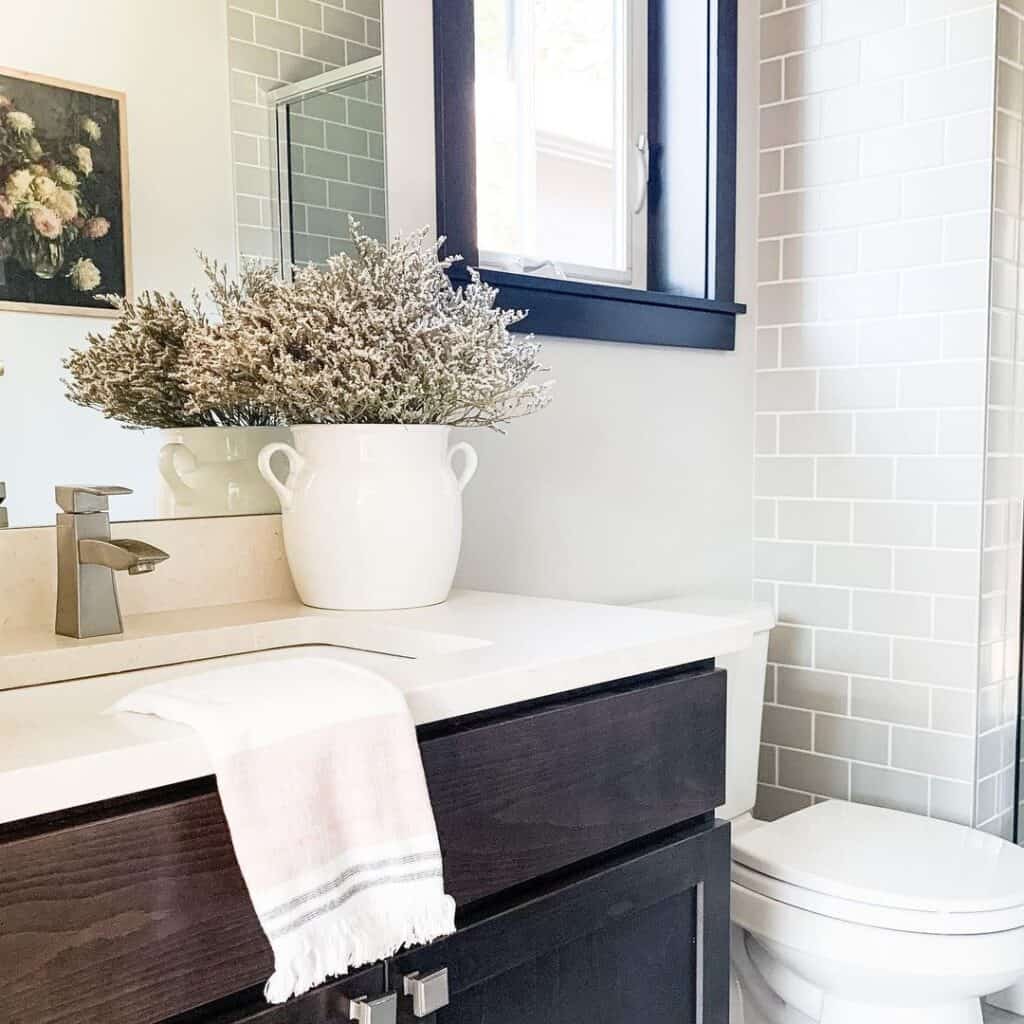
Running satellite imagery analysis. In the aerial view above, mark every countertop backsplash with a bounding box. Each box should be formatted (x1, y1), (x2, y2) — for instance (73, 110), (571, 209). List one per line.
(0, 514), (296, 633)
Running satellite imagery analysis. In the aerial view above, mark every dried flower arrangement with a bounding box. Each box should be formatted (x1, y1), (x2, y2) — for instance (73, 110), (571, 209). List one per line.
(63, 259), (280, 428)
(64, 222), (551, 430)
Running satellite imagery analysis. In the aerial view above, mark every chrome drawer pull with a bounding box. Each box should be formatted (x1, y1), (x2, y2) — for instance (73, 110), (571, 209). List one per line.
(349, 992), (397, 1024)
(403, 968), (450, 1016)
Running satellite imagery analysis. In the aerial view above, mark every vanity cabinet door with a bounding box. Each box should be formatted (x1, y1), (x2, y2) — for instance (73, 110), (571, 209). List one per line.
(389, 820), (730, 1024)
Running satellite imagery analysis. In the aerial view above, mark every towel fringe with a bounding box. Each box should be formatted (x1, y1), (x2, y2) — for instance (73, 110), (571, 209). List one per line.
(264, 888), (456, 1003)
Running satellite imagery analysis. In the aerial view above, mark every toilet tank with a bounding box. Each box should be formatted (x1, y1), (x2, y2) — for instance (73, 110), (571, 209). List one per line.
(631, 596), (775, 822)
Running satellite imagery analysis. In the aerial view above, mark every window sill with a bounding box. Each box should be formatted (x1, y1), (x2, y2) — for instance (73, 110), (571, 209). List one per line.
(449, 268), (746, 350)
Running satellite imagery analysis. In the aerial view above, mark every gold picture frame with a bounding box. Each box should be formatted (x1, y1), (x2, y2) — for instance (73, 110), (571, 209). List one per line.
(0, 66), (132, 318)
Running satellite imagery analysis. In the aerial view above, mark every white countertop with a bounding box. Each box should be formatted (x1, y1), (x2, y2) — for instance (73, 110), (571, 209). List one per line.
(0, 589), (750, 825)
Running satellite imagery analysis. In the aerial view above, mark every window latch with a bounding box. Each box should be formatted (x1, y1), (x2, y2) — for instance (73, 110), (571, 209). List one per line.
(633, 132), (650, 214)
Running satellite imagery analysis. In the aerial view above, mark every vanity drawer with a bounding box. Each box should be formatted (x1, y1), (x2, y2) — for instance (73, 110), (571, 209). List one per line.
(0, 664), (724, 1024)
(420, 665), (726, 903)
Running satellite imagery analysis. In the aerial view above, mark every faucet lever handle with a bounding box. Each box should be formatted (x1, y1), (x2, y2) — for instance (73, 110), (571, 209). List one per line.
(55, 485), (133, 514)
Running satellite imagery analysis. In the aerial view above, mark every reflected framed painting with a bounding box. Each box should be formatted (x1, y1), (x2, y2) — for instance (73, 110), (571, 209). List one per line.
(0, 67), (131, 317)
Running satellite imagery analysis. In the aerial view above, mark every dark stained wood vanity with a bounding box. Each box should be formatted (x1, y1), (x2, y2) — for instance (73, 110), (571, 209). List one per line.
(0, 661), (728, 1024)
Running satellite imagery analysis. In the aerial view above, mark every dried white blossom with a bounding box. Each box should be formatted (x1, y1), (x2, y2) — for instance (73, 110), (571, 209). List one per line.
(65, 223), (551, 431)
(183, 220), (551, 429)
(64, 289), (207, 428)
(63, 259), (281, 429)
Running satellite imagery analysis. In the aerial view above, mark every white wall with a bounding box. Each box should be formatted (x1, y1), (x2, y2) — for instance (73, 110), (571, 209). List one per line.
(455, 335), (757, 603)
(0, 0), (236, 526)
(454, 0), (760, 604)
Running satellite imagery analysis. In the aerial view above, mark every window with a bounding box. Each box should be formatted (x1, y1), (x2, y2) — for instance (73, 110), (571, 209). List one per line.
(434, 0), (744, 350)
(474, 0), (647, 289)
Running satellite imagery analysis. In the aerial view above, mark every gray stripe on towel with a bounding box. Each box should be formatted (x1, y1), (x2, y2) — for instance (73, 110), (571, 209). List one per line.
(265, 866), (444, 939)
(260, 850), (442, 923)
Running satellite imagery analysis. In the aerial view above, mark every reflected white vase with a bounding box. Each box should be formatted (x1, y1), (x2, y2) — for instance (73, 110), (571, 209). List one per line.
(257, 424), (478, 610)
(158, 426), (292, 518)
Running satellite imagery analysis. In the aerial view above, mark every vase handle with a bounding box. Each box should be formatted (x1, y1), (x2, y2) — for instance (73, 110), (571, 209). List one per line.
(258, 442), (304, 511)
(158, 442), (198, 506)
(447, 441), (478, 493)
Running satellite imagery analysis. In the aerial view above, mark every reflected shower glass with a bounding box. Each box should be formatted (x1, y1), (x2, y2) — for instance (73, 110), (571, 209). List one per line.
(274, 60), (388, 272)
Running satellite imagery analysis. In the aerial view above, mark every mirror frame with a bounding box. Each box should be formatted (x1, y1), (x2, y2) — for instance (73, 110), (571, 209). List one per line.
(432, 0), (745, 350)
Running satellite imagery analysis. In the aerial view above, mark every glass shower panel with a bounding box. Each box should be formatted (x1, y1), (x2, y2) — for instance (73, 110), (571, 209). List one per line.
(991, 3), (1024, 845)
(277, 64), (387, 272)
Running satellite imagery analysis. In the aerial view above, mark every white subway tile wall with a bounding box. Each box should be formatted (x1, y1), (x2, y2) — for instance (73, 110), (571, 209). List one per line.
(226, 0), (383, 265)
(755, 0), (1010, 831)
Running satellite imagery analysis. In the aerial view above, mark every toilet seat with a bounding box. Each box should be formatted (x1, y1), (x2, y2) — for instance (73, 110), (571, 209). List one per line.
(732, 862), (1024, 935)
(731, 800), (1024, 935)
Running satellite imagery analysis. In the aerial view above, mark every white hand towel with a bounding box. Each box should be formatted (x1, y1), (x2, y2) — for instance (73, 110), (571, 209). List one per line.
(112, 654), (456, 1003)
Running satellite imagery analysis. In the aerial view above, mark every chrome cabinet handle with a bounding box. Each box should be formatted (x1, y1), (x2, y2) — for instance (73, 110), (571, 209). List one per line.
(349, 992), (397, 1024)
(402, 969), (450, 1017)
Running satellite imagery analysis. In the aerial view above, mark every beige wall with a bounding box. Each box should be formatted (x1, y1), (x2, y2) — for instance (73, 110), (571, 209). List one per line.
(0, 515), (294, 634)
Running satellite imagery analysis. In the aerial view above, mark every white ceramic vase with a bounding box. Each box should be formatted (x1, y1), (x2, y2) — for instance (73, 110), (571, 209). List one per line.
(257, 424), (478, 610)
(158, 426), (292, 518)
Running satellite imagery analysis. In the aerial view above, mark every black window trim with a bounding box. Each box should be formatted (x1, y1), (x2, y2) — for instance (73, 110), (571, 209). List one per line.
(433, 0), (745, 351)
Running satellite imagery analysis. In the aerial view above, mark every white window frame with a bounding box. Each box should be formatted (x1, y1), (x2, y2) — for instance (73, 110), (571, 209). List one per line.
(478, 0), (648, 290)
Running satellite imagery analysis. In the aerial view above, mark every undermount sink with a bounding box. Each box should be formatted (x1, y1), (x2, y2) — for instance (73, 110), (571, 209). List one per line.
(0, 600), (494, 693)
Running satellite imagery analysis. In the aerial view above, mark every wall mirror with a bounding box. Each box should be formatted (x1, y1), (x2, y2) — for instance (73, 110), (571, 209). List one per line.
(434, 0), (744, 349)
(0, 0), (390, 530)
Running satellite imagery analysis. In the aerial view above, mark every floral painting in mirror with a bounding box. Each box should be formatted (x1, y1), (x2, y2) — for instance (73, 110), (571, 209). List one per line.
(0, 67), (130, 316)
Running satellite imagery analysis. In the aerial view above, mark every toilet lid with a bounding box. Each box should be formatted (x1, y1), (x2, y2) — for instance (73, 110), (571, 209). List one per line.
(732, 801), (1024, 919)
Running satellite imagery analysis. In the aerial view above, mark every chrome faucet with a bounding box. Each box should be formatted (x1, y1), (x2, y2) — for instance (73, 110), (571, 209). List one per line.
(55, 485), (170, 639)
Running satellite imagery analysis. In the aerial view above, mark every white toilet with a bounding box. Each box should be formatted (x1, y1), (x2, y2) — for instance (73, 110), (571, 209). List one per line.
(634, 596), (1024, 1024)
